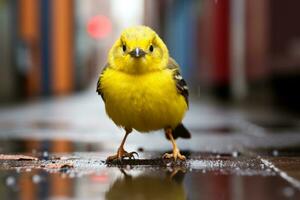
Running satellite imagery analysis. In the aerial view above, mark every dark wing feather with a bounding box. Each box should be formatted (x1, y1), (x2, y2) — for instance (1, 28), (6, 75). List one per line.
(96, 64), (109, 101)
(167, 58), (189, 107)
(165, 123), (191, 140)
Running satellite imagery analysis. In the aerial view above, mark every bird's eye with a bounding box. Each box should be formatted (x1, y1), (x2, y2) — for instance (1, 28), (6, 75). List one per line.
(149, 45), (154, 52)
(122, 45), (126, 52)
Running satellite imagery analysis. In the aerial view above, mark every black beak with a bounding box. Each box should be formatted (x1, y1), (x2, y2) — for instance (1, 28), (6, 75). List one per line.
(129, 48), (146, 58)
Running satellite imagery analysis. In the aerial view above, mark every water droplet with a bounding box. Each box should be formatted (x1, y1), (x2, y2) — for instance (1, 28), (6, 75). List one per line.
(32, 175), (41, 184)
(216, 155), (221, 159)
(16, 168), (21, 173)
(43, 151), (49, 158)
(272, 150), (279, 157)
(6, 176), (15, 187)
(282, 187), (295, 197)
(232, 151), (239, 158)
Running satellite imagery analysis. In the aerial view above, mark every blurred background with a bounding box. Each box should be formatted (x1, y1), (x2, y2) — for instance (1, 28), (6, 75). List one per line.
(0, 0), (299, 112)
(1, 1), (300, 200)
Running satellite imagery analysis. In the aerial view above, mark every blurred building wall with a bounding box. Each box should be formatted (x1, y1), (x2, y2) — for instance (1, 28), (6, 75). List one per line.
(245, 0), (270, 87)
(19, 0), (41, 96)
(198, 0), (231, 98)
(52, 0), (74, 95)
(230, 0), (247, 100)
(269, 0), (300, 111)
(37, 0), (74, 96)
(0, 0), (105, 102)
(164, 0), (200, 81)
(196, 0), (300, 110)
(0, 0), (17, 101)
(0, 0), (75, 100)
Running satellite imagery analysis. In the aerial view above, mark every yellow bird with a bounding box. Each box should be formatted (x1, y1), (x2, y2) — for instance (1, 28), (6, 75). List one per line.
(97, 26), (190, 161)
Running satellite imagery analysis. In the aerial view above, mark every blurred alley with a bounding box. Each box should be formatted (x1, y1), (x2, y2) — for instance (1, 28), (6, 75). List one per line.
(0, 0), (300, 199)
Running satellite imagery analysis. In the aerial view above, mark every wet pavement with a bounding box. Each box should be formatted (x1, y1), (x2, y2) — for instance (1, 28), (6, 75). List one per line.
(0, 90), (300, 199)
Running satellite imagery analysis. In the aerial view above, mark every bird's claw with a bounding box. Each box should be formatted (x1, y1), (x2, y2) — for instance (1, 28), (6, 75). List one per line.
(162, 148), (186, 161)
(106, 150), (139, 161)
(123, 151), (139, 160)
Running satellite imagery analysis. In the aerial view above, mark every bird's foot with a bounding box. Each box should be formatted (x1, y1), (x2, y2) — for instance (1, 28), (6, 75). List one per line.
(162, 148), (186, 161)
(106, 148), (138, 161)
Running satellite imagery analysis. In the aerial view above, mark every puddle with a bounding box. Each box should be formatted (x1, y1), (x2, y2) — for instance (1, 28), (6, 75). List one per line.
(0, 164), (299, 200)
(0, 150), (299, 199)
(0, 136), (299, 199)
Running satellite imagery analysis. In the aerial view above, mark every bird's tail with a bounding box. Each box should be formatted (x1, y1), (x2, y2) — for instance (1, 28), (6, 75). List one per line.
(166, 124), (191, 140)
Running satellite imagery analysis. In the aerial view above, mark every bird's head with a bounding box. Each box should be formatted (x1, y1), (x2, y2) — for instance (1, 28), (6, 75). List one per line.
(108, 26), (169, 74)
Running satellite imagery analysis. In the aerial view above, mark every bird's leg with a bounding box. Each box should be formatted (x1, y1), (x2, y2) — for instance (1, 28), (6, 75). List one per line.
(107, 128), (138, 161)
(163, 128), (186, 161)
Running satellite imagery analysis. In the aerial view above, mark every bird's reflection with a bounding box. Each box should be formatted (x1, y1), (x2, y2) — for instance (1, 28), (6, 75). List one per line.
(105, 168), (187, 200)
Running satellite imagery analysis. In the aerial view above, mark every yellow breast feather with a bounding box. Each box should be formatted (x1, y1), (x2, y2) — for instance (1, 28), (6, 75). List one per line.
(101, 68), (187, 132)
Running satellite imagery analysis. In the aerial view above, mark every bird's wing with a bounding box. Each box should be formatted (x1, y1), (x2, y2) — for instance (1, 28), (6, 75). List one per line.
(96, 63), (109, 101)
(167, 58), (189, 107)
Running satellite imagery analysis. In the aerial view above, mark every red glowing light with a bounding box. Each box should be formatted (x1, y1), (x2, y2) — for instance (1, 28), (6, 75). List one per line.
(87, 15), (112, 39)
